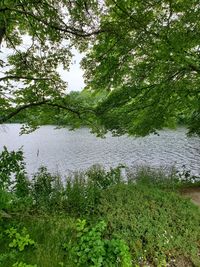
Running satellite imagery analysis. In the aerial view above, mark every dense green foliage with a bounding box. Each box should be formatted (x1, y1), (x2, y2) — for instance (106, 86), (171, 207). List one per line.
(0, 0), (200, 136)
(67, 219), (132, 266)
(0, 0), (99, 132)
(82, 0), (200, 136)
(0, 148), (200, 266)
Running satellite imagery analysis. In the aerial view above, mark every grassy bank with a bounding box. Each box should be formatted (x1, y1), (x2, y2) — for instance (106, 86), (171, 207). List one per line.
(0, 147), (200, 267)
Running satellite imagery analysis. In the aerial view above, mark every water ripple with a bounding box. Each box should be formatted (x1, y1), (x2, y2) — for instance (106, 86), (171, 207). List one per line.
(0, 124), (200, 176)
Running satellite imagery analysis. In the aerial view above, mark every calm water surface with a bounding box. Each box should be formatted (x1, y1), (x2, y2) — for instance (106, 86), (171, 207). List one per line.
(0, 124), (200, 176)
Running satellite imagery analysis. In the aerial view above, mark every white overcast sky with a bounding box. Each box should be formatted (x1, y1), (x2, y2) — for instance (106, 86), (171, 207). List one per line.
(58, 49), (85, 92)
(0, 40), (85, 92)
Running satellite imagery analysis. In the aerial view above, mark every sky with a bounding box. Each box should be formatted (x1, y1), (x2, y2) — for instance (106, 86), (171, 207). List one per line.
(0, 40), (85, 93)
(58, 49), (85, 92)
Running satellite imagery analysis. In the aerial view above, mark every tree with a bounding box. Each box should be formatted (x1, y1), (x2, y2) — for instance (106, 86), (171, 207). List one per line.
(0, 0), (100, 132)
(0, 0), (200, 136)
(81, 0), (200, 136)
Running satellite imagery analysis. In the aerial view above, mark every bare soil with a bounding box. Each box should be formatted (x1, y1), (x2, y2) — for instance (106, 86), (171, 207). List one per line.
(180, 187), (200, 208)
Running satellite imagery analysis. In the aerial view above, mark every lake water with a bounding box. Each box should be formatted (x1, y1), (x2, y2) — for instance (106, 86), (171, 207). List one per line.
(0, 124), (200, 177)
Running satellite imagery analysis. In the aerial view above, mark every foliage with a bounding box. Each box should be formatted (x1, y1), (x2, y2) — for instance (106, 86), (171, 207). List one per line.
(0, 188), (11, 211)
(0, 146), (26, 190)
(64, 165), (123, 216)
(0, 148), (200, 266)
(0, 226), (36, 266)
(86, 164), (123, 189)
(81, 0), (200, 136)
(5, 227), (35, 252)
(127, 166), (181, 191)
(67, 219), (132, 267)
(0, 146), (29, 210)
(0, 1), (200, 136)
(31, 166), (64, 212)
(0, 215), (76, 267)
(98, 182), (200, 266)
(12, 262), (37, 267)
(0, 0), (99, 132)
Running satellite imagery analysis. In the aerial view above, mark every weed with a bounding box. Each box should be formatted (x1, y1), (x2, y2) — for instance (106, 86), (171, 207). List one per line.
(31, 166), (64, 212)
(12, 262), (37, 267)
(0, 148), (200, 266)
(98, 183), (200, 266)
(5, 227), (35, 251)
(66, 219), (132, 267)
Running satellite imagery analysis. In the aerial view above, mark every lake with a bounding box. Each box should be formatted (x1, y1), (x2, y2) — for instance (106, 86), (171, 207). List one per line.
(0, 124), (200, 177)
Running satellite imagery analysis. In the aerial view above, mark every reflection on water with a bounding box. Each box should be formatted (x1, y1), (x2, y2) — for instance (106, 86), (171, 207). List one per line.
(0, 124), (199, 176)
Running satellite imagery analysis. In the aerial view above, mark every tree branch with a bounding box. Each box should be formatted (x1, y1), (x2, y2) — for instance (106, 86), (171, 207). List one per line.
(0, 100), (81, 123)
(0, 75), (50, 82)
(46, 102), (81, 119)
(5, 7), (102, 37)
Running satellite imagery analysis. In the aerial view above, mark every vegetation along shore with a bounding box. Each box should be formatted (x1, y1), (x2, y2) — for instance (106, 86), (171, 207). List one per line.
(0, 147), (200, 267)
(1, 0), (200, 266)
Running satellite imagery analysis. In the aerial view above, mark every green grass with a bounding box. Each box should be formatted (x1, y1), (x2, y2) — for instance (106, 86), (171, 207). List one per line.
(0, 148), (200, 266)
(0, 215), (77, 267)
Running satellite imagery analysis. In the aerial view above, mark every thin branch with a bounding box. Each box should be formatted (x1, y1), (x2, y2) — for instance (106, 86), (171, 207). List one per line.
(5, 7), (103, 37)
(19, 0), (44, 45)
(0, 75), (50, 82)
(5, 35), (21, 54)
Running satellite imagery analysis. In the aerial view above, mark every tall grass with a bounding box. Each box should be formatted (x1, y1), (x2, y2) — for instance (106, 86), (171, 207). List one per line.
(0, 147), (200, 267)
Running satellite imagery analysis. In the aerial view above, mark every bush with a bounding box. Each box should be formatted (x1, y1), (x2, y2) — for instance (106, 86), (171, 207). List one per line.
(5, 227), (35, 252)
(64, 165), (123, 216)
(1, 147), (200, 266)
(67, 219), (132, 267)
(98, 183), (200, 266)
(31, 167), (64, 212)
(0, 147), (30, 211)
(128, 166), (200, 190)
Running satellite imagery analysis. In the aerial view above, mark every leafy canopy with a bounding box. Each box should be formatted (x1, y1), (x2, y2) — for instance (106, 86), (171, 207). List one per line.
(0, 0), (200, 136)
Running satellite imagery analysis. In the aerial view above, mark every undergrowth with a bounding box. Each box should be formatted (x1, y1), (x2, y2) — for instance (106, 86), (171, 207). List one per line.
(0, 147), (200, 267)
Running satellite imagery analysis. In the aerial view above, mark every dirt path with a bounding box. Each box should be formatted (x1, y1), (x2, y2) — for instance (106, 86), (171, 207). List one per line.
(180, 187), (200, 207)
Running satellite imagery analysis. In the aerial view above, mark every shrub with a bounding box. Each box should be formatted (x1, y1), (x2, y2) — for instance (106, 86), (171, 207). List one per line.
(0, 147), (30, 210)
(5, 227), (35, 252)
(64, 171), (88, 216)
(66, 219), (132, 267)
(86, 164), (123, 190)
(98, 183), (200, 266)
(0, 188), (12, 211)
(0, 226), (36, 267)
(64, 165), (124, 216)
(0, 146), (27, 189)
(128, 166), (200, 190)
(31, 167), (64, 212)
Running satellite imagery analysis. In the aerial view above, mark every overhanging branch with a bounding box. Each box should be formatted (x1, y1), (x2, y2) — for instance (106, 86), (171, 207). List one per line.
(0, 100), (81, 123)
